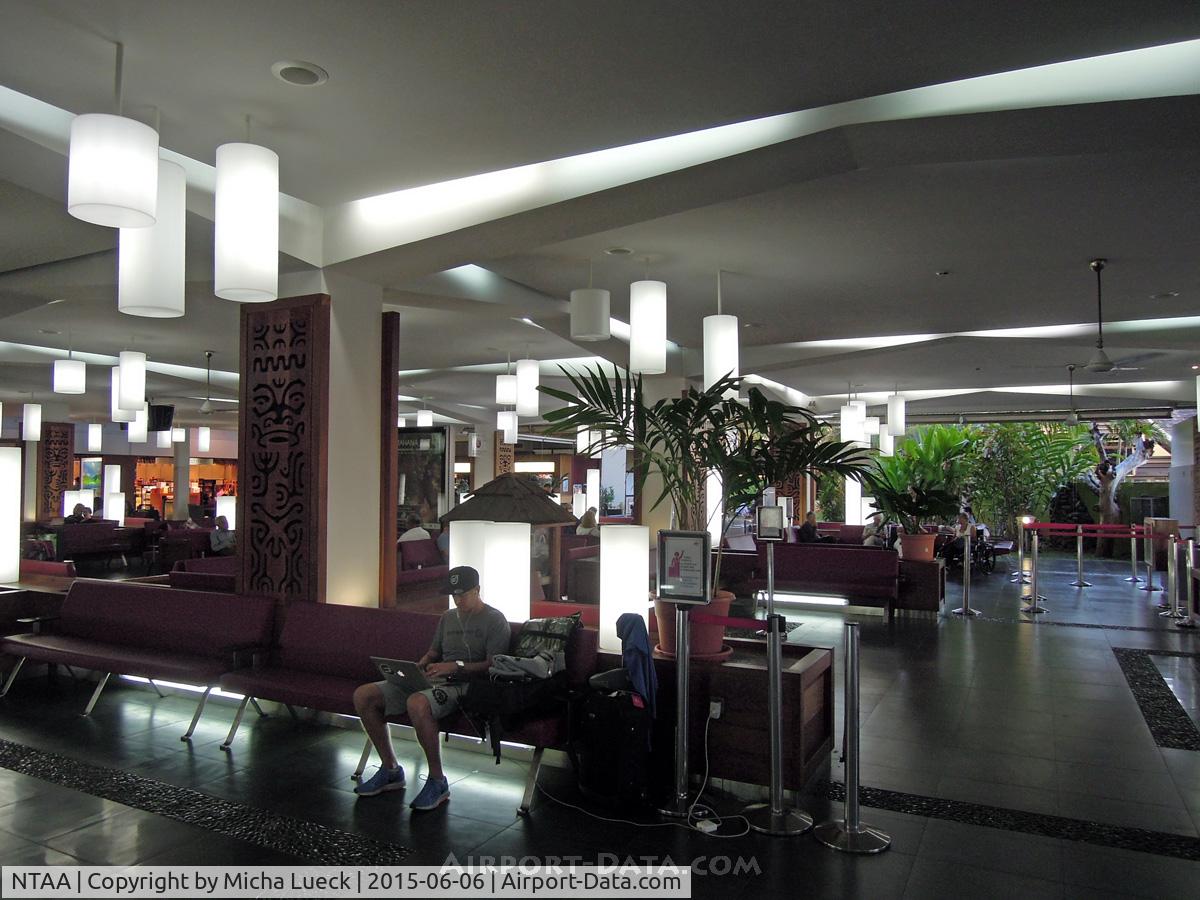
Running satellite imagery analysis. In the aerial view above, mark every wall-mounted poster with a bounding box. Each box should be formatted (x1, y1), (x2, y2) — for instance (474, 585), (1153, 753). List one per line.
(398, 427), (447, 523)
(79, 457), (102, 494)
(656, 530), (711, 605)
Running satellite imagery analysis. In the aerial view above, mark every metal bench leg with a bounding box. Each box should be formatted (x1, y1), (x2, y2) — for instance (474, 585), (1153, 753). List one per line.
(221, 696), (251, 751)
(352, 734), (374, 781)
(518, 746), (545, 816)
(82, 673), (111, 716)
(147, 679), (165, 698)
(181, 688), (211, 741)
(250, 698), (268, 718)
(0, 657), (26, 697)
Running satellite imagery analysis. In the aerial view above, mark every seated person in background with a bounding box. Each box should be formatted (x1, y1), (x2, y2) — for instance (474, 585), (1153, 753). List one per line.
(943, 513), (973, 563)
(796, 511), (820, 543)
(209, 516), (235, 555)
(576, 507), (600, 536)
(64, 503), (87, 525)
(862, 521), (885, 547)
(399, 513), (431, 543)
(435, 528), (450, 558)
(80, 506), (98, 523)
(352, 566), (509, 810)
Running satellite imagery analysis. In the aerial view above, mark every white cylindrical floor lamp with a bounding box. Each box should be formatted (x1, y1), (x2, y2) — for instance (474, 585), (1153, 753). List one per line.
(600, 525), (650, 652)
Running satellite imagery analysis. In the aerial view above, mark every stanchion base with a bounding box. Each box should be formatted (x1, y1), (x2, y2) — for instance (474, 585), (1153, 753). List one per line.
(1070, 580), (1092, 587)
(1175, 620), (1198, 630)
(1021, 604), (1048, 614)
(813, 820), (891, 854)
(951, 607), (981, 617)
(1139, 584), (1164, 593)
(743, 804), (813, 836)
(1124, 576), (1143, 583)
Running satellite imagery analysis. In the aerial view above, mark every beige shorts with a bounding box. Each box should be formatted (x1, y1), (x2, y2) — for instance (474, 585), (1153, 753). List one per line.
(376, 679), (468, 720)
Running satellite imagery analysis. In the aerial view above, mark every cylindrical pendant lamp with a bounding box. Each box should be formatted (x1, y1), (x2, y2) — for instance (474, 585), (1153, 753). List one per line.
(103, 464), (121, 502)
(887, 394), (906, 436)
(863, 416), (881, 436)
(629, 280), (667, 375)
(849, 399), (866, 424)
(572, 490), (587, 519)
(702, 314), (739, 395)
(0, 448), (19, 581)
(497, 411), (517, 445)
(878, 430), (894, 456)
(196, 426), (211, 453)
(396, 416), (407, 429)
(171, 427), (185, 443)
(495, 374), (517, 406)
(570, 288), (611, 342)
(104, 492), (126, 527)
(586, 468), (600, 514)
(600, 525), (650, 652)
(215, 495), (236, 526)
(119, 160), (186, 317)
(156, 430), (171, 449)
(416, 410), (433, 428)
(128, 404), (148, 443)
(54, 358), (87, 394)
(110, 367), (134, 423)
(118, 351), (146, 411)
(68, 113), (159, 228)
(22, 404), (41, 441)
(214, 142), (279, 302)
(838, 405), (861, 444)
(515, 359), (539, 417)
(87, 424), (103, 452)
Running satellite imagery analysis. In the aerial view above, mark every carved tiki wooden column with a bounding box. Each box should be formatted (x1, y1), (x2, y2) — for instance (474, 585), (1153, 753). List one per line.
(37, 423), (74, 520)
(238, 295), (331, 604)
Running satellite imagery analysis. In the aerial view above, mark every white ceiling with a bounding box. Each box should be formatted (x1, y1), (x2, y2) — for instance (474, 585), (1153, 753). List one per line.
(1, 3), (1198, 430)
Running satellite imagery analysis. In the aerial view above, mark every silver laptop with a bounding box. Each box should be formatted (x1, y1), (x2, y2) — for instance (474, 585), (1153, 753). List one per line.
(371, 657), (436, 691)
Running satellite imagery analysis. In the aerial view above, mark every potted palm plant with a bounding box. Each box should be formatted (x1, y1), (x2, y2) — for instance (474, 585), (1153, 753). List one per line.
(866, 438), (965, 560)
(541, 367), (869, 655)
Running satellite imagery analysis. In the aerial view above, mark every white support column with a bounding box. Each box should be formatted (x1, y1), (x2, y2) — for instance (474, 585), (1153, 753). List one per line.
(1169, 421), (1194, 530)
(22, 441), (37, 521)
(473, 428), (496, 489)
(172, 435), (190, 520)
(639, 375), (687, 544)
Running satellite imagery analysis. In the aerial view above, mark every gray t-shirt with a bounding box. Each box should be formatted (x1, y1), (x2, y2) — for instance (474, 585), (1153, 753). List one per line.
(433, 603), (510, 665)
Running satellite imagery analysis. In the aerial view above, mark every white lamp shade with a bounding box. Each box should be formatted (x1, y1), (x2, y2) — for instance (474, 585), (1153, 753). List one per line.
(863, 416), (880, 436)
(849, 400), (867, 424)
(87, 423), (103, 452)
(196, 426), (211, 453)
(119, 160), (186, 317)
(576, 426), (600, 458)
(572, 491), (587, 519)
(702, 314), (739, 395)
(887, 395), (906, 436)
(497, 410), (517, 445)
(586, 468), (600, 514)
(0, 448), (19, 581)
(110, 367), (135, 423)
(118, 351), (146, 411)
(216, 495), (236, 526)
(515, 358), (539, 417)
(67, 113), (159, 228)
(845, 477), (863, 526)
(22, 403), (41, 441)
(171, 427), (185, 443)
(495, 374), (517, 406)
(838, 405), (861, 444)
(128, 404), (148, 443)
(705, 469), (723, 548)
(629, 280), (667, 375)
(214, 142), (279, 302)
(570, 288), (611, 341)
(878, 430), (894, 456)
(104, 492), (126, 527)
(416, 409), (433, 428)
(396, 417), (407, 429)
(448, 520), (491, 590)
(600, 525), (650, 652)
(1195, 376), (1199, 432)
(484, 522), (532, 622)
(53, 359), (87, 394)
(103, 464), (121, 501)
(156, 431), (171, 449)
(63, 490), (94, 517)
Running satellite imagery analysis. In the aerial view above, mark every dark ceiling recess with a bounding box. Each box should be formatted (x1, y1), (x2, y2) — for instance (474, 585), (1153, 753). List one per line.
(148, 405), (175, 432)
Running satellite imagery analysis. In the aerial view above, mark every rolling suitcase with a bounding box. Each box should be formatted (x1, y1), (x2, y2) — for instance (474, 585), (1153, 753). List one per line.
(573, 688), (651, 808)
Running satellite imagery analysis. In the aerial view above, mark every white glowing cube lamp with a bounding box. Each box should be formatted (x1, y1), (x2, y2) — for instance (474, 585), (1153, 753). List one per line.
(104, 493), (126, 527)
(629, 280), (667, 375)
(448, 520), (531, 622)
(54, 359), (87, 394)
(128, 404), (148, 443)
(196, 426), (211, 453)
(62, 490), (95, 517)
(119, 159), (186, 317)
(22, 404), (41, 441)
(87, 423), (103, 452)
(572, 491), (587, 519)
(172, 427), (186, 443)
(845, 477), (863, 526)
(0, 448), (19, 581)
(586, 468), (600, 515)
(103, 464), (121, 501)
(515, 359), (539, 417)
(118, 351), (146, 411)
(417, 410), (433, 428)
(216, 495), (237, 527)
(156, 431), (171, 449)
(600, 525), (650, 652)
(214, 143), (279, 302)
(67, 113), (159, 228)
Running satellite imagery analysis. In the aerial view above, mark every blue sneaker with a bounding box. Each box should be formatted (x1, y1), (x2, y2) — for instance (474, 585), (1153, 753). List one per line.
(409, 775), (450, 810)
(355, 765), (405, 797)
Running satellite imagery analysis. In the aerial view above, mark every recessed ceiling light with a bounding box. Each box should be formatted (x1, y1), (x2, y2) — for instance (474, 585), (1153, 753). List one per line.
(934, 270), (951, 277)
(271, 60), (330, 87)
(604, 247), (634, 256)
(1151, 291), (1180, 300)
(1192, 365), (1199, 370)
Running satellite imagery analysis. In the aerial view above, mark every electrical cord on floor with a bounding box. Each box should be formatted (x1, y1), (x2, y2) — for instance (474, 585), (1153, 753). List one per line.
(533, 709), (750, 838)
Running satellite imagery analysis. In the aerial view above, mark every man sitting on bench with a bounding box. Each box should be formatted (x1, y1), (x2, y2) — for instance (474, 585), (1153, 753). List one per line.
(351, 565), (510, 810)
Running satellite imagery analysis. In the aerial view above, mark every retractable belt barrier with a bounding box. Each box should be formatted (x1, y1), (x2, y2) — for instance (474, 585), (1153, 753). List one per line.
(1019, 522), (1151, 614)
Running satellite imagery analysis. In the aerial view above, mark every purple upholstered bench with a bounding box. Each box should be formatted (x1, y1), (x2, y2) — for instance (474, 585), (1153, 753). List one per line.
(0, 579), (275, 739)
(219, 603), (598, 813)
(748, 543), (900, 620)
(396, 538), (448, 597)
(170, 556), (238, 593)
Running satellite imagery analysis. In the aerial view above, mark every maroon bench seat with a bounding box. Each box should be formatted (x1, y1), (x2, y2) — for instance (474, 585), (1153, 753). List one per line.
(219, 602), (598, 813)
(170, 556), (237, 592)
(748, 543), (900, 620)
(0, 579), (276, 738)
(19, 559), (77, 579)
(396, 538), (448, 597)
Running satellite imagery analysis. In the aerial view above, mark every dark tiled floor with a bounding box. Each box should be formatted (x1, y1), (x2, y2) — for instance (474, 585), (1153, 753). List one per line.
(0, 552), (1198, 897)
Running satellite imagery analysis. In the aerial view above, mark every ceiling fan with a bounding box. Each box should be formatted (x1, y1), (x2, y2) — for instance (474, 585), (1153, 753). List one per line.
(1065, 364), (1079, 425)
(199, 351), (215, 414)
(1084, 258), (1145, 374)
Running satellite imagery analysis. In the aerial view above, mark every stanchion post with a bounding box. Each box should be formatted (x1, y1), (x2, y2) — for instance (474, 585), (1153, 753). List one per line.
(1161, 534), (1186, 618)
(814, 622), (890, 854)
(1022, 529), (1047, 614)
(1126, 527), (1142, 582)
(659, 606), (692, 818)
(1011, 516), (1025, 580)
(1140, 531), (1162, 592)
(1181, 540), (1197, 630)
(767, 541), (776, 619)
(1071, 525), (1092, 587)
(953, 526), (980, 617)
(744, 614), (813, 835)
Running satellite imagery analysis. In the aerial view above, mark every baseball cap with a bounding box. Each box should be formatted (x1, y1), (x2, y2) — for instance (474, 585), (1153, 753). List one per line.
(444, 566), (480, 596)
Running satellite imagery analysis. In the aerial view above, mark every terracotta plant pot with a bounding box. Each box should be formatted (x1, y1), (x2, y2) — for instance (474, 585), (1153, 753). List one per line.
(898, 532), (937, 561)
(654, 590), (733, 658)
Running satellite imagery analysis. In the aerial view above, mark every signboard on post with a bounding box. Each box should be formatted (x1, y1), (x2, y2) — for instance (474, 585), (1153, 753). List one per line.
(657, 530), (711, 605)
(757, 505), (785, 542)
